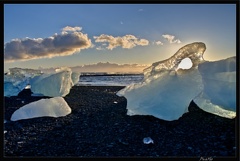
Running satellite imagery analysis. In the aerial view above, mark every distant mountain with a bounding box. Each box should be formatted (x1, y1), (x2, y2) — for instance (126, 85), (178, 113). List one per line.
(40, 62), (150, 74)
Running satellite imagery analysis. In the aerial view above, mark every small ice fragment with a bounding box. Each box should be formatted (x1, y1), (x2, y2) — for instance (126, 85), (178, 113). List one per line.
(143, 137), (154, 144)
(4, 130), (7, 134)
(114, 101), (118, 104)
(22, 101), (25, 103)
(4, 120), (7, 123)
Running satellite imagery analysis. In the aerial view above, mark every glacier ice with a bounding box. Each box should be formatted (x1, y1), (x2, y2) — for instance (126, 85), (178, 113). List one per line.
(30, 69), (73, 97)
(143, 42), (206, 80)
(5, 67), (43, 76)
(71, 71), (81, 85)
(4, 68), (42, 97)
(5, 67), (78, 121)
(10, 97), (71, 121)
(30, 67), (80, 97)
(117, 42), (236, 120)
(193, 56), (236, 118)
(4, 67), (80, 97)
(4, 82), (21, 97)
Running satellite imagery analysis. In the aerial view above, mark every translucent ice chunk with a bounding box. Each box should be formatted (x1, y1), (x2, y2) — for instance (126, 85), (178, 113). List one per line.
(117, 42), (236, 120)
(117, 42), (205, 121)
(143, 137), (154, 144)
(10, 97), (71, 121)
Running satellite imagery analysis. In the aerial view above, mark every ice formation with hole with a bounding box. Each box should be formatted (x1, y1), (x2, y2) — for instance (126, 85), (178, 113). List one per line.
(117, 42), (236, 121)
(10, 97), (71, 121)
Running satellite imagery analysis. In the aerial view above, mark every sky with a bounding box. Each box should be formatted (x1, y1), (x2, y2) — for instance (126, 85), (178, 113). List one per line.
(3, 3), (236, 73)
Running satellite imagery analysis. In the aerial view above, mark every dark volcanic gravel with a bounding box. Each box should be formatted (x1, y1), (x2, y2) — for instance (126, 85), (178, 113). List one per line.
(3, 86), (237, 158)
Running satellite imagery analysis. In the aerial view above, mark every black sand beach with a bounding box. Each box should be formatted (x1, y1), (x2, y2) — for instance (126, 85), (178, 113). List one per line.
(3, 86), (237, 158)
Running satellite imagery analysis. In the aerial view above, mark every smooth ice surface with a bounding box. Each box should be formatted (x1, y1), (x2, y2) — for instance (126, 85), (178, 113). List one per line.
(4, 82), (21, 96)
(117, 42), (236, 120)
(193, 56), (236, 118)
(30, 70), (72, 97)
(10, 97), (71, 121)
(30, 67), (80, 97)
(71, 71), (81, 85)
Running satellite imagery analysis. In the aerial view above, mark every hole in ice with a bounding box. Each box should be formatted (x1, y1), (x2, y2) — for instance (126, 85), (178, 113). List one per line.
(177, 57), (193, 70)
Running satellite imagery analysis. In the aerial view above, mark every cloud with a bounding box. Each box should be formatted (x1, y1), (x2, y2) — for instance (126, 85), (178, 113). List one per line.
(62, 26), (82, 32)
(162, 34), (181, 44)
(93, 34), (149, 50)
(138, 9), (143, 12)
(4, 26), (92, 62)
(153, 41), (163, 45)
(96, 46), (105, 51)
(120, 21), (123, 25)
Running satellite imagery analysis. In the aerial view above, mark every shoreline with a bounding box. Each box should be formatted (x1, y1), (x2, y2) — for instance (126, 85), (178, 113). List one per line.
(4, 86), (236, 157)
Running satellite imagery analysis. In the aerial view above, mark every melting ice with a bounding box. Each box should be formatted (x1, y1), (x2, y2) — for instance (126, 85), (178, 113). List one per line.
(4, 67), (80, 97)
(3, 67), (83, 121)
(5, 67), (77, 121)
(193, 56), (236, 118)
(4, 68), (43, 96)
(117, 42), (236, 120)
(10, 97), (71, 121)
(30, 68), (78, 97)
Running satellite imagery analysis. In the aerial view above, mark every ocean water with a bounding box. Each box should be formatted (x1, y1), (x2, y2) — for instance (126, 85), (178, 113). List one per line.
(76, 73), (144, 86)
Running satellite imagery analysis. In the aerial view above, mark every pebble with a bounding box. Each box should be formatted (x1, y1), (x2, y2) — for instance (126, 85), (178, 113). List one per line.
(106, 144), (114, 148)
(118, 139), (129, 145)
(219, 151), (228, 156)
